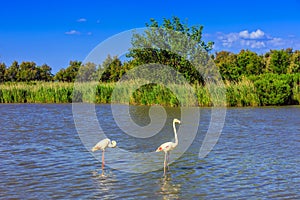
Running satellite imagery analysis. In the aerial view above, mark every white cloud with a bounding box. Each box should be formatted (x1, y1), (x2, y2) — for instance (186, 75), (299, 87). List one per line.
(213, 29), (294, 51)
(240, 39), (266, 49)
(268, 37), (284, 46)
(77, 18), (87, 22)
(201, 28), (299, 52)
(217, 32), (239, 48)
(239, 29), (265, 39)
(65, 30), (81, 35)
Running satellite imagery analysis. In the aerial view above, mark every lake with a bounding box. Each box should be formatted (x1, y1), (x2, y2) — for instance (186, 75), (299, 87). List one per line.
(0, 104), (299, 199)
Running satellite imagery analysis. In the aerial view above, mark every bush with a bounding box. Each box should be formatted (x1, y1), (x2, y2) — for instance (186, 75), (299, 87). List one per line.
(251, 74), (293, 105)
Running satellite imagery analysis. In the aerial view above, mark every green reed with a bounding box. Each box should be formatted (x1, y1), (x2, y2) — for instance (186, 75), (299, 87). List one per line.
(0, 82), (74, 103)
(0, 76), (299, 106)
(225, 77), (260, 107)
(292, 73), (300, 104)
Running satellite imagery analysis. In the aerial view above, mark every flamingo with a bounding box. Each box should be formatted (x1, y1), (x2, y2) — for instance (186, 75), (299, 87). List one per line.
(156, 118), (181, 176)
(92, 138), (117, 175)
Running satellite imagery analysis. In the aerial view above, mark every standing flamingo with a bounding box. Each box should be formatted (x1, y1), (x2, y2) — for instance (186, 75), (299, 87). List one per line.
(92, 138), (117, 175)
(156, 118), (181, 176)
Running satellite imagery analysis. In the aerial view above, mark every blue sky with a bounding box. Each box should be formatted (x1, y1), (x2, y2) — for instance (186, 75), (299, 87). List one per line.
(1, 0), (300, 73)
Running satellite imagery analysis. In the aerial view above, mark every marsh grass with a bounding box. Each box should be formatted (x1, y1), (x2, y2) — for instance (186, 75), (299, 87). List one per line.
(0, 82), (73, 103)
(292, 74), (300, 104)
(225, 78), (260, 107)
(0, 77), (298, 106)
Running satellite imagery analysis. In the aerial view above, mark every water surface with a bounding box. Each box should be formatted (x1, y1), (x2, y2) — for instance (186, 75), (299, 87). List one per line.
(0, 104), (299, 199)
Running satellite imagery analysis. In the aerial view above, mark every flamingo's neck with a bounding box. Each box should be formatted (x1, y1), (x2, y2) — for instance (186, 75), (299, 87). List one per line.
(173, 121), (178, 145)
(108, 142), (114, 148)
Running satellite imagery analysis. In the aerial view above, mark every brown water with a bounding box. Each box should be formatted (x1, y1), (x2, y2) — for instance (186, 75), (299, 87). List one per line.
(0, 104), (299, 199)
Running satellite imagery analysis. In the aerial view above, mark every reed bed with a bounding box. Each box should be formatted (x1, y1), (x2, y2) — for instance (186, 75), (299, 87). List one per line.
(0, 82), (74, 103)
(292, 74), (300, 104)
(225, 78), (260, 107)
(0, 78), (299, 106)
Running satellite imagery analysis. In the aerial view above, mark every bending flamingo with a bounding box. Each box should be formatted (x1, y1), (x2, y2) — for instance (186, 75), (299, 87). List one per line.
(92, 138), (117, 175)
(156, 118), (181, 176)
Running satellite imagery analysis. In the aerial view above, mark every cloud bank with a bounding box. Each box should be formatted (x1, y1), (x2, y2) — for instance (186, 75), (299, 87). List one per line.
(208, 29), (298, 52)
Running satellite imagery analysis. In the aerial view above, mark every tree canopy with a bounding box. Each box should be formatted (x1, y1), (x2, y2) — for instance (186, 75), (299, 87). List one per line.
(126, 16), (214, 85)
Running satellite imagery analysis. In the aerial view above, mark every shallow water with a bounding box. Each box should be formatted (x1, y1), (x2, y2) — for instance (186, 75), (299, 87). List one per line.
(0, 104), (299, 199)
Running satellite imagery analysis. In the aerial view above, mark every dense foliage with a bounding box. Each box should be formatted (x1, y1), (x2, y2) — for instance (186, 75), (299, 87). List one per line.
(214, 49), (300, 81)
(0, 61), (53, 82)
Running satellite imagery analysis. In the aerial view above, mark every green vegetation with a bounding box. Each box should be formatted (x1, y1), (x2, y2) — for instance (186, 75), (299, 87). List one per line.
(0, 16), (300, 107)
(1, 75), (299, 106)
(0, 82), (73, 103)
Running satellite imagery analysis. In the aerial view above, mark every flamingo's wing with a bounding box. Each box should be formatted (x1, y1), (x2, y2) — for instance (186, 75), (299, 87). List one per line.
(92, 138), (110, 151)
(156, 141), (173, 152)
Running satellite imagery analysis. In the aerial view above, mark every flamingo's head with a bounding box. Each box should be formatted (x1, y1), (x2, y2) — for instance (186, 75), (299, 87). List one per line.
(111, 140), (117, 148)
(173, 118), (181, 124)
(156, 146), (163, 152)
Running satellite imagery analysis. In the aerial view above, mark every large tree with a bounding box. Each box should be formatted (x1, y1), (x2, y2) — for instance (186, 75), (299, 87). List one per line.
(99, 55), (123, 82)
(127, 16), (214, 85)
(237, 49), (264, 76)
(54, 61), (81, 82)
(38, 64), (53, 81)
(18, 61), (37, 81)
(214, 51), (240, 81)
(76, 62), (97, 82)
(266, 49), (291, 74)
(5, 61), (19, 81)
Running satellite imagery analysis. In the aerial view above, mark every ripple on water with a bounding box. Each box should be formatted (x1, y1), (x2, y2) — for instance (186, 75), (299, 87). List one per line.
(0, 104), (299, 199)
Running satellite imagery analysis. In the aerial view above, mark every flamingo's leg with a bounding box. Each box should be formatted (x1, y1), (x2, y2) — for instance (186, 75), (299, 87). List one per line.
(102, 150), (105, 175)
(163, 152), (167, 176)
(167, 151), (170, 170)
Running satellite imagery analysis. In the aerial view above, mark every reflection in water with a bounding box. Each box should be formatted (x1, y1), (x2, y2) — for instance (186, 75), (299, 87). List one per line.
(158, 175), (181, 200)
(92, 170), (119, 199)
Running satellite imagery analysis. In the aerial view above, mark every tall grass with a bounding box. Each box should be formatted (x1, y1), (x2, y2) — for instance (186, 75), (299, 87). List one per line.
(0, 82), (74, 103)
(292, 73), (300, 104)
(225, 77), (260, 107)
(0, 77), (299, 106)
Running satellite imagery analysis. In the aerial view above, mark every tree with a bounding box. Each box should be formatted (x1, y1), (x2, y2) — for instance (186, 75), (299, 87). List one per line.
(214, 51), (240, 81)
(267, 49), (291, 74)
(99, 55), (123, 82)
(39, 64), (53, 81)
(128, 16), (214, 85)
(18, 61), (37, 81)
(54, 61), (81, 82)
(54, 68), (67, 82)
(288, 50), (300, 73)
(237, 49), (264, 76)
(65, 61), (81, 82)
(5, 61), (19, 81)
(76, 62), (97, 82)
(0, 63), (6, 82)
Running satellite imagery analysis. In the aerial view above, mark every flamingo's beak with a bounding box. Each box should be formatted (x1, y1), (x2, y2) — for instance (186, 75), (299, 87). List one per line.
(156, 146), (163, 152)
